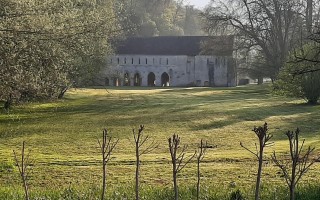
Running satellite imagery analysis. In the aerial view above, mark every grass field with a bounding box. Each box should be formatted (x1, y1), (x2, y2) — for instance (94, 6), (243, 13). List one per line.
(0, 85), (320, 199)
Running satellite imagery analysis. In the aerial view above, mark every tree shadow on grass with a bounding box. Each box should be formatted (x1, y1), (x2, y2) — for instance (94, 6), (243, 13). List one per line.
(190, 102), (320, 138)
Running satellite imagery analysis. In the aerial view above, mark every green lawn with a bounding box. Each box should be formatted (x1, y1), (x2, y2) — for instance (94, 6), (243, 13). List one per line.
(0, 85), (320, 199)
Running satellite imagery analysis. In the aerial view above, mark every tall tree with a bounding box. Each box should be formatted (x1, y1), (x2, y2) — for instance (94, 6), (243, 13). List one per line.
(202, 0), (305, 80)
(306, 0), (313, 33)
(0, 0), (120, 102)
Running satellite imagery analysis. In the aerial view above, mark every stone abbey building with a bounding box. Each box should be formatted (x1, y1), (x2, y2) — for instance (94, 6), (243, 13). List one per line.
(103, 36), (236, 87)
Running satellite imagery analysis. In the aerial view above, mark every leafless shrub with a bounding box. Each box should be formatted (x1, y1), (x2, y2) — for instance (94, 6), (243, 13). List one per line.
(132, 125), (158, 200)
(98, 129), (119, 200)
(240, 122), (273, 200)
(271, 128), (320, 200)
(13, 141), (31, 200)
(196, 139), (216, 200)
(168, 134), (196, 200)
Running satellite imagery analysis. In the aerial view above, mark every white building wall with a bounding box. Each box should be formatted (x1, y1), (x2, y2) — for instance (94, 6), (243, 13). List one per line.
(103, 54), (234, 87)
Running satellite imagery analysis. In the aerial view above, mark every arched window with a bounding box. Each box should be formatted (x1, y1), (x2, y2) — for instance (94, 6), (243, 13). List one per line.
(113, 78), (119, 86)
(161, 72), (170, 87)
(147, 72), (156, 86)
(124, 72), (130, 86)
(134, 73), (141, 86)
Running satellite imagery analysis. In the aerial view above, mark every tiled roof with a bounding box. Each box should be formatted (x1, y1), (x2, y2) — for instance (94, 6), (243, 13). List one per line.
(115, 36), (234, 56)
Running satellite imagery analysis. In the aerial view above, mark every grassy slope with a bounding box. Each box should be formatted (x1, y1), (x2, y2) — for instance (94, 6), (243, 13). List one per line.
(0, 85), (319, 195)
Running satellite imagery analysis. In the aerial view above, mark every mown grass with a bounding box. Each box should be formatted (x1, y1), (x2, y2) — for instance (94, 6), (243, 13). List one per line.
(0, 85), (320, 199)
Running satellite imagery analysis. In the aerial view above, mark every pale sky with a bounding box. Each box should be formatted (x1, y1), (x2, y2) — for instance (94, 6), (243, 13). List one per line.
(185, 0), (211, 9)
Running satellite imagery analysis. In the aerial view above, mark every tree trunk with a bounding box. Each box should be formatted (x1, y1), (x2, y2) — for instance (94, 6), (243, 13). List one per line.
(23, 175), (29, 200)
(135, 146), (140, 200)
(255, 146), (264, 200)
(306, 0), (313, 33)
(58, 86), (68, 99)
(290, 143), (298, 200)
(196, 160), (200, 200)
(21, 142), (30, 200)
(102, 157), (106, 200)
(257, 77), (263, 85)
(172, 157), (178, 200)
(290, 181), (295, 200)
(173, 170), (178, 200)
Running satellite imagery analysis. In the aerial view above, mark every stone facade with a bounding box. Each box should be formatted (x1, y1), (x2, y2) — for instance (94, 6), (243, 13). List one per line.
(102, 36), (236, 87)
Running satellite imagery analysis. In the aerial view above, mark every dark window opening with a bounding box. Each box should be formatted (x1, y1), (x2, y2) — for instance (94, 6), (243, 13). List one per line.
(161, 72), (170, 87)
(134, 73), (141, 86)
(148, 72), (156, 86)
(124, 72), (130, 86)
(105, 77), (110, 86)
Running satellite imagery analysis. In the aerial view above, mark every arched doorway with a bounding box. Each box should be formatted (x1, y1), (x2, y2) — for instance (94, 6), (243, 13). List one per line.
(113, 78), (120, 86)
(123, 72), (130, 86)
(161, 72), (170, 86)
(134, 73), (141, 86)
(105, 77), (110, 86)
(148, 72), (156, 86)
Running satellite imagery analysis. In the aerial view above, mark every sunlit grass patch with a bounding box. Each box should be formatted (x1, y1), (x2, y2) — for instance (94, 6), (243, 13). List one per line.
(0, 84), (320, 198)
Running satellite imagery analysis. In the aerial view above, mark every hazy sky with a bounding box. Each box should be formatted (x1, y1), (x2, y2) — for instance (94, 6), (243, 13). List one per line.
(186, 0), (211, 9)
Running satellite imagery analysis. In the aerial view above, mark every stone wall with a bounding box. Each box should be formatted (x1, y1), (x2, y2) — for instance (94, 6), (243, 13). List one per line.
(101, 54), (236, 87)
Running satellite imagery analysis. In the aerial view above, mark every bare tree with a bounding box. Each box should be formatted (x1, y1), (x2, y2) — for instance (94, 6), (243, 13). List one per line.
(271, 128), (320, 200)
(13, 141), (31, 200)
(168, 134), (196, 200)
(133, 125), (158, 200)
(202, 0), (305, 80)
(240, 122), (273, 200)
(98, 129), (119, 200)
(196, 140), (216, 200)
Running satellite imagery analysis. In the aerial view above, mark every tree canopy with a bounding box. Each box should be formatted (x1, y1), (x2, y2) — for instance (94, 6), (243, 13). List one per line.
(273, 42), (320, 104)
(116, 0), (204, 37)
(0, 0), (120, 102)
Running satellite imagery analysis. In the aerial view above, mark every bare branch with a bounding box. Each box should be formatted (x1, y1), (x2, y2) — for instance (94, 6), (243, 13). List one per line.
(13, 141), (31, 200)
(99, 129), (119, 200)
(240, 142), (259, 159)
(272, 127), (318, 200)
